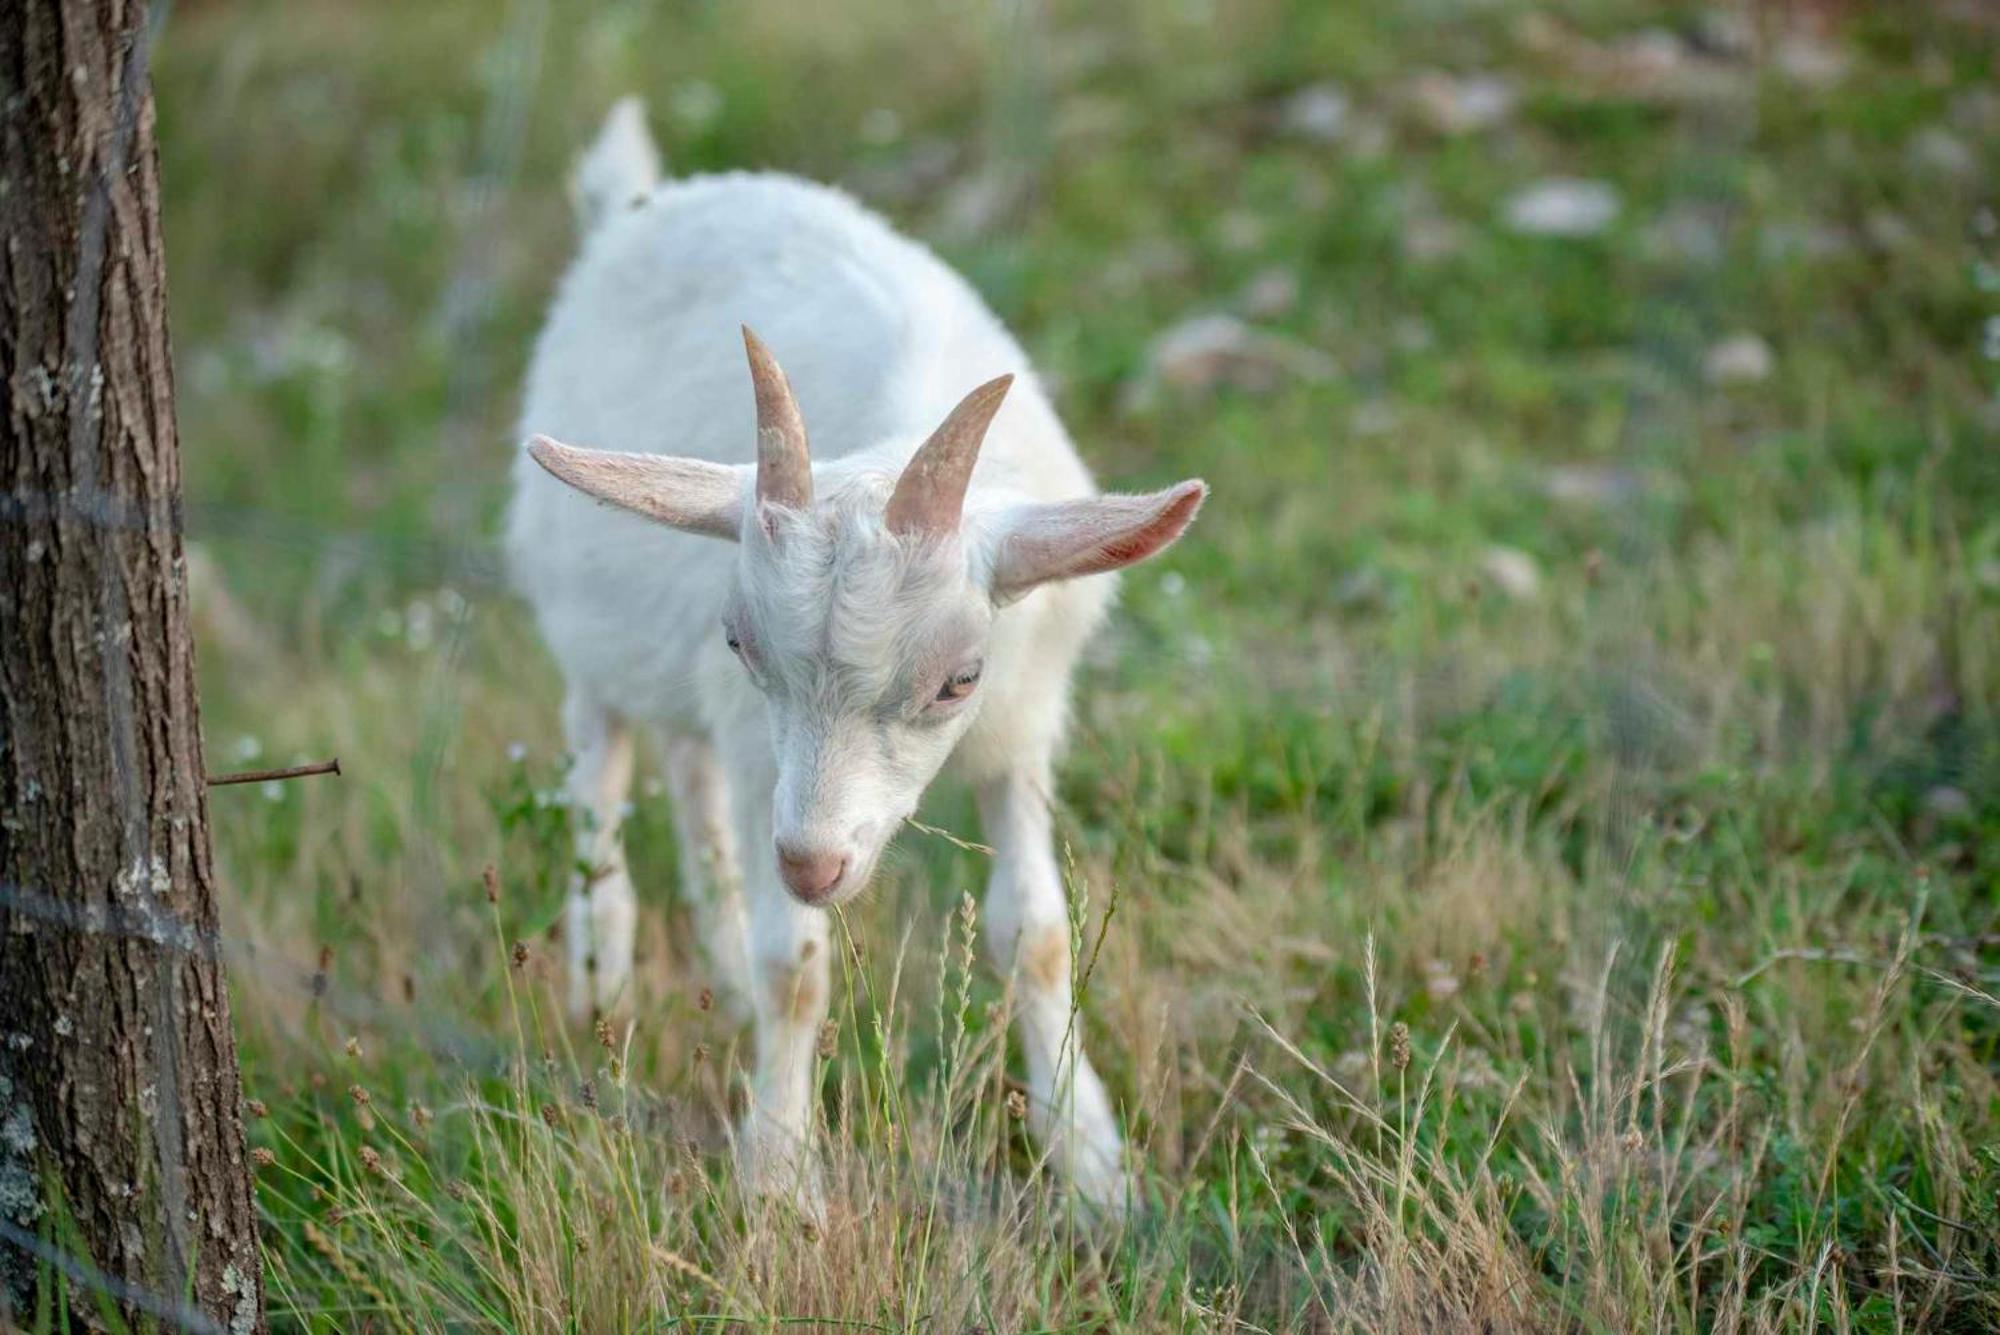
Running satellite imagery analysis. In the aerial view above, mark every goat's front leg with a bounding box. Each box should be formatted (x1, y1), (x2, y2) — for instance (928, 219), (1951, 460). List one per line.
(727, 772), (832, 1215)
(562, 694), (639, 1022)
(978, 765), (1128, 1214)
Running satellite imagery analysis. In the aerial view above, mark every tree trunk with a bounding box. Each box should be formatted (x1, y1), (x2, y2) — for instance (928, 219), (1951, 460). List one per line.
(0, 3), (264, 1329)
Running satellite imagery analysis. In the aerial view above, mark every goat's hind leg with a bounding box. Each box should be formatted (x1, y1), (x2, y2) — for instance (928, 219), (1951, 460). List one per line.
(563, 693), (638, 1021)
(658, 727), (754, 1021)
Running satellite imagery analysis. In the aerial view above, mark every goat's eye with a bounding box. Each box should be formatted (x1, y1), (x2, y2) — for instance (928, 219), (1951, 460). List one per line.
(724, 627), (742, 654)
(936, 664), (982, 703)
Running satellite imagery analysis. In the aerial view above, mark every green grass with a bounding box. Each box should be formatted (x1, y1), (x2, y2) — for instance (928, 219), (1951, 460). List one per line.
(142, 0), (1998, 1328)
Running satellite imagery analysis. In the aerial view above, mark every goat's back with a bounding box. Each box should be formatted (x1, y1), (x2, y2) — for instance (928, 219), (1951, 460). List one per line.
(506, 172), (1085, 712)
(517, 173), (1023, 470)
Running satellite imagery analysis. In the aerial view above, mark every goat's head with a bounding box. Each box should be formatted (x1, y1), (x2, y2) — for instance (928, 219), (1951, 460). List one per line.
(528, 327), (1206, 906)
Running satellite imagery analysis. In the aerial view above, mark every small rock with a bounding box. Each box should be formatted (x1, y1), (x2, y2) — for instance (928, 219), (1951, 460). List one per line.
(1603, 26), (1748, 104)
(1773, 33), (1847, 90)
(1541, 464), (1646, 507)
(1923, 786), (1970, 818)
(1532, 19), (1741, 104)
(1504, 178), (1620, 237)
(1408, 70), (1517, 135)
(1863, 210), (1914, 253)
(1343, 114), (1393, 161)
(1334, 567), (1390, 612)
(1099, 236), (1194, 296)
(1642, 203), (1729, 266)
(1480, 546), (1543, 601)
(1392, 318), (1434, 354)
(1280, 81), (1350, 142)
(1611, 28), (1687, 84)
(1947, 87), (2000, 136)
(1690, 8), (1754, 59)
(1512, 11), (1569, 57)
(1350, 401), (1398, 436)
(1906, 127), (1977, 180)
(1454, 75), (1519, 129)
(1239, 267), (1299, 318)
(1216, 209), (1265, 252)
(1703, 333), (1774, 385)
(1759, 220), (1852, 262)
(1403, 215), (1469, 262)
(1130, 314), (1335, 404)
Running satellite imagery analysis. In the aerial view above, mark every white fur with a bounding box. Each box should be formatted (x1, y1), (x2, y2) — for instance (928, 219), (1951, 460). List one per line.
(569, 96), (661, 231)
(508, 104), (1205, 1217)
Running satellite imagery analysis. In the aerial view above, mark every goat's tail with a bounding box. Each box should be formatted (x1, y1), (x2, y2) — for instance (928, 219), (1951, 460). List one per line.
(569, 97), (662, 233)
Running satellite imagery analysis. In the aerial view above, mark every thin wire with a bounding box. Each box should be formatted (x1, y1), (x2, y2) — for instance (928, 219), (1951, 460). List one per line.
(0, 1218), (223, 1335)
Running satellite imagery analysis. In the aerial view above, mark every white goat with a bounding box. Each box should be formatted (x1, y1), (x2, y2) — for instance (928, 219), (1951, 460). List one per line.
(507, 99), (1206, 1214)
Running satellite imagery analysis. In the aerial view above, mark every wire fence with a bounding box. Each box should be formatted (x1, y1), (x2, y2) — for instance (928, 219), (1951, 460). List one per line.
(0, 0), (550, 1323)
(6, 0), (1986, 1326)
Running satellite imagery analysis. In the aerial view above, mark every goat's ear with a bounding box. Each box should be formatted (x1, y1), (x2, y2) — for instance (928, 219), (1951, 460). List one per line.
(985, 479), (1208, 602)
(527, 435), (745, 541)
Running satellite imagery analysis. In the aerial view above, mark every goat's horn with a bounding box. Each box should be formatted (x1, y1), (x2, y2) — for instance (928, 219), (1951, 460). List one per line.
(742, 326), (812, 510)
(884, 374), (1013, 537)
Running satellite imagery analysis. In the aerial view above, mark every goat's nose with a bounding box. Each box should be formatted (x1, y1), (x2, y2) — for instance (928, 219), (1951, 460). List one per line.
(776, 845), (848, 902)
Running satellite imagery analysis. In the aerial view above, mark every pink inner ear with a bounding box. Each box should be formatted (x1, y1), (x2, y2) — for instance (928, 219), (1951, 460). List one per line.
(996, 480), (1208, 596)
(1093, 484), (1205, 570)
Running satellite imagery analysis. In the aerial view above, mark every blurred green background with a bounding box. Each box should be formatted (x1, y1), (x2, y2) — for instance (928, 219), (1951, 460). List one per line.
(150, 0), (1997, 1327)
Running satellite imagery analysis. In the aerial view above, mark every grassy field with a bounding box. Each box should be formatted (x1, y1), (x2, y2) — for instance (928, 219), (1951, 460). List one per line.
(151, 0), (1996, 1328)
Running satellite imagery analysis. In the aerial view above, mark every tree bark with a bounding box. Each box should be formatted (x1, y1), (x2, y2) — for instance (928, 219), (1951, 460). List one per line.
(0, 3), (264, 1330)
